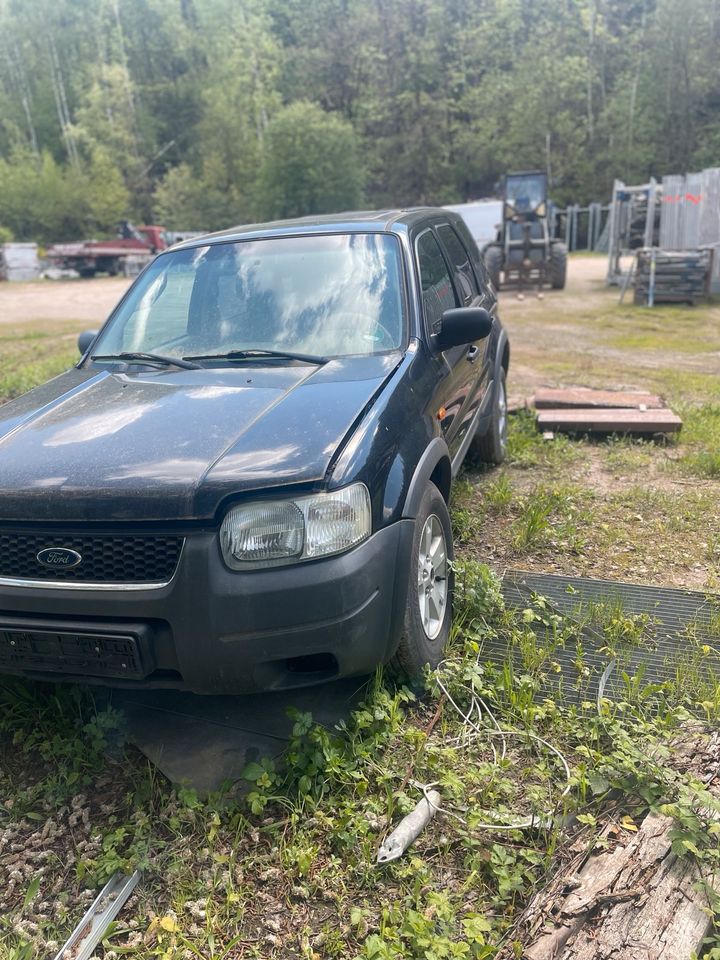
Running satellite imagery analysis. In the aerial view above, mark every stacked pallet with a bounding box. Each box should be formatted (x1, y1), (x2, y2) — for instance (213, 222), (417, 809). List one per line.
(534, 387), (682, 436)
(633, 248), (711, 305)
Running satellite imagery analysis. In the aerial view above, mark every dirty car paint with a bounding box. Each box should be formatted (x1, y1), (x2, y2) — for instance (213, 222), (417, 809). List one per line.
(0, 354), (402, 521)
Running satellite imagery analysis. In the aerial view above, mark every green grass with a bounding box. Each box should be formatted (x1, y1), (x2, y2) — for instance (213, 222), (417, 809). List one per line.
(0, 324), (77, 403)
(511, 489), (554, 551)
(605, 304), (720, 354)
(674, 404), (720, 477)
(604, 436), (657, 474)
(1, 566), (719, 959)
(483, 474), (513, 511)
(510, 486), (592, 555)
(459, 409), (720, 589)
(505, 410), (578, 469)
(451, 477), (485, 544)
(0, 352), (76, 401)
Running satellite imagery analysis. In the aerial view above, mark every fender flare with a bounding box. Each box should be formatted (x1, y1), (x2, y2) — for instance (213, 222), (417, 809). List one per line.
(402, 437), (452, 519)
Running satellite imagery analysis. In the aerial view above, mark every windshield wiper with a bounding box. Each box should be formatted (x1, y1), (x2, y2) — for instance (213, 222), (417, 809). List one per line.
(184, 348), (329, 365)
(91, 352), (201, 370)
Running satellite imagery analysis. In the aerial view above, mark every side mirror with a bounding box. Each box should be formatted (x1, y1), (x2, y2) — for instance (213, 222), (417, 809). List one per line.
(435, 307), (493, 352)
(77, 330), (98, 355)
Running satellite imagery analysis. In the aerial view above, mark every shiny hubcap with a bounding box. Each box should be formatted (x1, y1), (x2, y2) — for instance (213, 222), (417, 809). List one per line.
(417, 514), (448, 640)
(498, 380), (507, 450)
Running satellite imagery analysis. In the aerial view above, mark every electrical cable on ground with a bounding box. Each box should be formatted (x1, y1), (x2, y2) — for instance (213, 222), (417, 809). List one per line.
(399, 667), (573, 834)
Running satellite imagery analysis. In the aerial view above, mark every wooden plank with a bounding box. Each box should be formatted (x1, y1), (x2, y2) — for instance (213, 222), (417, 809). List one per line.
(536, 408), (682, 434)
(533, 388), (663, 410)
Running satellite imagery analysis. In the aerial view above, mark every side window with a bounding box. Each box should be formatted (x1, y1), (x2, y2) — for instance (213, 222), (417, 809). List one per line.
(416, 230), (458, 334)
(437, 224), (479, 304)
(452, 219), (492, 293)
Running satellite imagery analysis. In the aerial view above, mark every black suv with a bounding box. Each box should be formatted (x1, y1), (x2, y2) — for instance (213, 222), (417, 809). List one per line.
(0, 209), (509, 693)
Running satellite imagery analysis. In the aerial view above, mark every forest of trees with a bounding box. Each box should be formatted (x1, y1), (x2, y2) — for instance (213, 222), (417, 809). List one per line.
(0, 0), (719, 242)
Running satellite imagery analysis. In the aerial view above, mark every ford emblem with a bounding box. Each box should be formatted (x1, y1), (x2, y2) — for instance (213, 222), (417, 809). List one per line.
(36, 547), (83, 569)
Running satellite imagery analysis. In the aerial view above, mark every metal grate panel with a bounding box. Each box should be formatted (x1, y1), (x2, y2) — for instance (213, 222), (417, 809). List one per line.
(482, 571), (720, 706)
(0, 532), (183, 584)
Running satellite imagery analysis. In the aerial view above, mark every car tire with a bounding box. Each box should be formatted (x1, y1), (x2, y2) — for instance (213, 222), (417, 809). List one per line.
(483, 245), (503, 290)
(471, 366), (508, 465)
(549, 242), (567, 289)
(391, 482), (454, 679)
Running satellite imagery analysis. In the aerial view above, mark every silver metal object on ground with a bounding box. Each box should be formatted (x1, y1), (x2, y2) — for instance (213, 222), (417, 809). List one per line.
(377, 789), (442, 864)
(53, 870), (141, 960)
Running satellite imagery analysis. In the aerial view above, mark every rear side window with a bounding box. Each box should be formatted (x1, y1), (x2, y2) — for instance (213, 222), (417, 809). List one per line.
(437, 224), (479, 304)
(452, 218), (492, 292)
(417, 230), (458, 334)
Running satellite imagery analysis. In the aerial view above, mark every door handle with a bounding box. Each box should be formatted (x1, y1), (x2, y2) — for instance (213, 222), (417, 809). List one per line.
(466, 345), (479, 363)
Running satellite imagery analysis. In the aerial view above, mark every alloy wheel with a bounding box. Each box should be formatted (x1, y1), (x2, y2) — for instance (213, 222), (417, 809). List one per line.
(416, 514), (448, 640)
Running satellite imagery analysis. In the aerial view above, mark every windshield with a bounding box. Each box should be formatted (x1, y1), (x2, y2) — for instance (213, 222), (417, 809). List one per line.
(505, 174), (547, 213)
(92, 233), (406, 362)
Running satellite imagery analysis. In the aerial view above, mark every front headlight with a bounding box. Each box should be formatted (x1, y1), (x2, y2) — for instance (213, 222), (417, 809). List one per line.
(220, 483), (371, 569)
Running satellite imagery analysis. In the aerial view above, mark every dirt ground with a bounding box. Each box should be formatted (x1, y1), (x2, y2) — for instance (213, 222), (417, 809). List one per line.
(499, 254), (720, 403)
(457, 254), (720, 592)
(0, 276), (131, 326)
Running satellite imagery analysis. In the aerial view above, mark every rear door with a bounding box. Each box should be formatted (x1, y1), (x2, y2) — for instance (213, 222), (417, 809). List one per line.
(435, 222), (493, 435)
(415, 227), (477, 460)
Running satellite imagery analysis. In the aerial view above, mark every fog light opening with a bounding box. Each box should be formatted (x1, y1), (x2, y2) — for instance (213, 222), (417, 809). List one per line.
(285, 652), (338, 675)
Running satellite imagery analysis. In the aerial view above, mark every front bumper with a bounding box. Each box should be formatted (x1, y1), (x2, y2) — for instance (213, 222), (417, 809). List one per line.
(0, 520), (414, 694)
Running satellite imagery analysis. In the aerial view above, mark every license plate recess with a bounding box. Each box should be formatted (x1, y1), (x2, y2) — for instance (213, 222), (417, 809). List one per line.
(0, 626), (146, 678)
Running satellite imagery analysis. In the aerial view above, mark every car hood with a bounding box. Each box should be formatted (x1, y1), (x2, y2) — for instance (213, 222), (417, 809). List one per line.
(0, 354), (402, 521)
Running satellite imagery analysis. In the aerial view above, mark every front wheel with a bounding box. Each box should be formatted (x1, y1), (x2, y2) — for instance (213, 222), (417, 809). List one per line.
(471, 366), (508, 465)
(391, 482), (454, 678)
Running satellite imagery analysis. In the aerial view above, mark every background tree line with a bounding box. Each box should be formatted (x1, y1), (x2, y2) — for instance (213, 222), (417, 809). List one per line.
(0, 0), (718, 242)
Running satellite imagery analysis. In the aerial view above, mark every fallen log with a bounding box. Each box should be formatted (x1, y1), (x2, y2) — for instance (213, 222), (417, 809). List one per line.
(522, 729), (719, 960)
(524, 813), (714, 959)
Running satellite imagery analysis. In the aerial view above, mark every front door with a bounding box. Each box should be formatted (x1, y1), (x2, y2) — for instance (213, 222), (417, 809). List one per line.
(416, 228), (478, 461)
(436, 222), (493, 429)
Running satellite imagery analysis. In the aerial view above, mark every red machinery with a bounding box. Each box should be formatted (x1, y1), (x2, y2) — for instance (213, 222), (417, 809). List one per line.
(46, 222), (168, 277)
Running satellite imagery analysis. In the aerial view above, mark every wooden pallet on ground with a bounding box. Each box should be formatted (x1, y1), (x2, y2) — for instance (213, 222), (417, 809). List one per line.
(536, 407), (682, 434)
(533, 388), (663, 410)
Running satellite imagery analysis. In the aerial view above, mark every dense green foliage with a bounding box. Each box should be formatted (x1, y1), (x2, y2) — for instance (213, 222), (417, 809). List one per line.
(1, 0), (719, 240)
